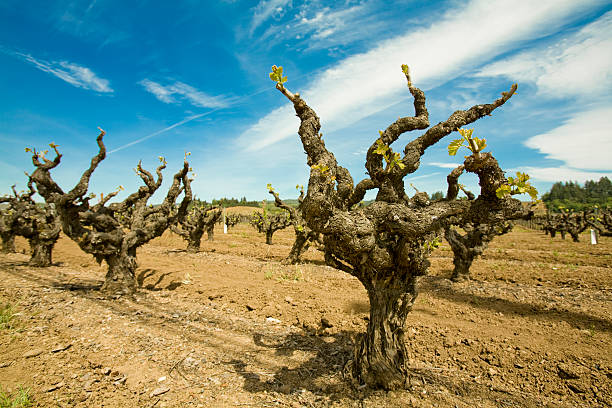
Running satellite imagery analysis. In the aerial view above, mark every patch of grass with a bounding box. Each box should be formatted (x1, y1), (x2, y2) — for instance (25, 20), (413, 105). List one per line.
(263, 265), (305, 282)
(0, 304), (18, 331)
(277, 267), (303, 282)
(0, 385), (33, 408)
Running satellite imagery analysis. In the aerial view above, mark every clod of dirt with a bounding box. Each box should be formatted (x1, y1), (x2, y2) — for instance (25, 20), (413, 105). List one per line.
(557, 363), (583, 379)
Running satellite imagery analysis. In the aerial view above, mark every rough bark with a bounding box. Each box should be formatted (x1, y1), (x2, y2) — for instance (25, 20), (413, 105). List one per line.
(445, 222), (513, 282)
(0, 182), (61, 265)
(28, 237), (54, 267)
(205, 209), (222, 241)
(351, 276), (417, 389)
(1, 234), (16, 253)
(100, 250), (137, 295)
(250, 207), (291, 245)
(586, 208), (612, 237)
(225, 214), (241, 231)
(171, 205), (221, 251)
(273, 65), (529, 389)
(542, 210), (589, 242)
(269, 187), (321, 264)
(29, 129), (192, 295)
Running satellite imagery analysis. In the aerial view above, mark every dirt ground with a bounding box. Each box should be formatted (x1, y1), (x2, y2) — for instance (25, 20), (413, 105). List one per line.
(1, 213), (610, 407)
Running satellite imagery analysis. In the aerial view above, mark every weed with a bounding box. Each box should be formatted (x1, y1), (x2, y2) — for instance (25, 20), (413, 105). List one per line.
(277, 267), (303, 282)
(263, 270), (274, 280)
(552, 250), (559, 258)
(0, 385), (33, 408)
(0, 304), (17, 331)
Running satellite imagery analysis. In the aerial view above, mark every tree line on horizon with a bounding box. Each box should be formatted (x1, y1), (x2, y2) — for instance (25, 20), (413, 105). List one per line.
(541, 177), (611, 212)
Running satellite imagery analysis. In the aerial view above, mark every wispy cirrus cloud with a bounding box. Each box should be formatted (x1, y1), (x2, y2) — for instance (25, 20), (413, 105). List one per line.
(248, 1), (398, 54)
(139, 79), (233, 109)
(16, 52), (113, 93)
(53, 0), (130, 47)
(477, 10), (612, 100)
(239, 0), (603, 151)
(477, 11), (612, 178)
(249, 0), (291, 35)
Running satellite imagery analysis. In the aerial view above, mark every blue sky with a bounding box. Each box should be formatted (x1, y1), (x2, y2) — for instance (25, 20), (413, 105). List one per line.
(1, 0), (611, 203)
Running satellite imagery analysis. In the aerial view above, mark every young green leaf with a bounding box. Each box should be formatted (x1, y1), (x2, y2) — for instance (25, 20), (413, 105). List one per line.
(372, 139), (389, 156)
(448, 139), (464, 156)
(496, 184), (512, 199)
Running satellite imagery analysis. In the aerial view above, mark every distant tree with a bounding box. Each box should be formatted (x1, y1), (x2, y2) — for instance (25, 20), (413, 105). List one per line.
(171, 205), (221, 251)
(0, 180), (60, 266)
(270, 63), (532, 389)
(430, 191), (444, 201)
(268, 184), (322, 264)
(250, 201), (291, 245)
(206, 196), (261, 208)
(28, 129), (192, 295)
(542, 177), (612, 211)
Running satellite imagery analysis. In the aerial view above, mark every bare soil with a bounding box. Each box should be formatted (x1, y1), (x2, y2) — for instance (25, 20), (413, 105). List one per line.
(1, 216), (610, 407)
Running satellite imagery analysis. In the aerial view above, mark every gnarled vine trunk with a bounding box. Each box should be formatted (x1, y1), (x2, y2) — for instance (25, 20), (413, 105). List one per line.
(27, 237), (55, 267)
(353, 276), (417, 389)
(28, 129), (192, 296)
(1, 233), (15, 253)
(450, 251), (473, 282)
(286, 232), (309, 263)
(186, 234), (203, 252)
(206, 225), (215, 241)
(100, 250), (138, 295)
(272, 63), (529, 389)
(265, 230), (274, 245)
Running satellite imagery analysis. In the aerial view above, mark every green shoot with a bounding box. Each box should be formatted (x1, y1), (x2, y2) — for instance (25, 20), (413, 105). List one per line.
(372, 137), (405, 171)
(269, 65), (287, 85)
(496, 172), (538, 200)
(401, 64), (412, 86)
(448, 128), (487, 156)
(423, 236), (441, 251)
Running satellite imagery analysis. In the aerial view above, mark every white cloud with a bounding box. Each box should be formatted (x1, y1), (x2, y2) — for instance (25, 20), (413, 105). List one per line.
(428, 162), (462, 169)
(477, 11), (612, 99)
(139, 79), (176, 103)
(512, 166), (612, 183)
(139, 79), (232, 109)
(250, 0), (291, 35)
(524, 107), (612, 171)
(254, 3), (393, 53)
(239, 0), (601, 151)
(18, 53), (113, 93)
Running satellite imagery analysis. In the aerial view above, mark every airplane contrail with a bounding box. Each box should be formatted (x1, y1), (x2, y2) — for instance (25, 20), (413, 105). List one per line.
(106, 67), (320, 154)
(108, 112), (209, 154)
